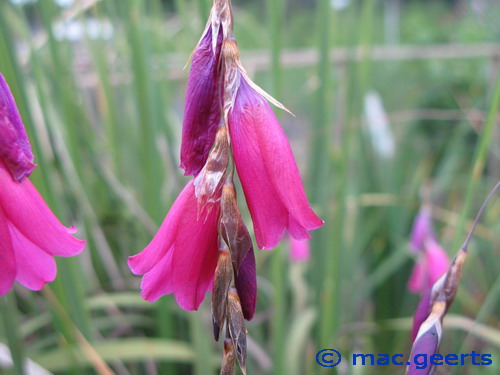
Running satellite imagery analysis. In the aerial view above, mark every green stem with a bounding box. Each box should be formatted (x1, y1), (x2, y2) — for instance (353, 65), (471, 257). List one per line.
(1, 295), (25, 375)
(267, 0), (283, 100)
(451, 82), (500, 251)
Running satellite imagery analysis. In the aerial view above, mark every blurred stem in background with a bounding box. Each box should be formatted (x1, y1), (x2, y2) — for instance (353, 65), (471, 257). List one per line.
(1, 295), (25, 375)
(267, 0), (287, 374)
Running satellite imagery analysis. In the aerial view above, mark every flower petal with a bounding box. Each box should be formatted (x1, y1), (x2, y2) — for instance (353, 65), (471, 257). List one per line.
(0, 207), (15, 296)
(140, 250), (174, 302)
(289, 237), (310, 263)
(0, 162), (85, 257)
(408, 257), (426, 294)
(130, 181), (220, 311)
(170, 183), (220, 310)
(229, 77), (323, 249)
(0, 74), (35, 181)
(234, 248), (256, 320)
(425, 240), (449, 286)
(409, 209), (434, 252)
(180, 26), (223, 176)
(128, 182), (193, 275)
(9, 223), (56, 291)
(411, 289), (431, 342)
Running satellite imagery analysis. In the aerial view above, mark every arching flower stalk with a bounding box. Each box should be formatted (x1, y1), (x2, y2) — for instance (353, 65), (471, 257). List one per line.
(0, 73), (85, 295)
(129, 0), (322, 372)
(406, 182), (499, 375)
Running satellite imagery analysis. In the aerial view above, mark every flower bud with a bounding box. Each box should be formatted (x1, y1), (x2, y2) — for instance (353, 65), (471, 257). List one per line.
(219, 180), (253, 273)
(212, 241), (233, 341)
(0, 74), (36, 181)
(220, 336), (236, 375)
(227, 287), (247, 374)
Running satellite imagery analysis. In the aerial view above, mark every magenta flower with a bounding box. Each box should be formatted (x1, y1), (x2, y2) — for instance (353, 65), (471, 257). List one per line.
(0, 73), (85, 295)
(407, 207), (449, 294)
(0, 74), (36, 181)
(128, 181), (220, 310)
(229, 78), (323, 249)
(408, 239), (449, 294)
(180, 24), (223, 176)
(289, 236), (311, 263)
(409, 208), (435, 252)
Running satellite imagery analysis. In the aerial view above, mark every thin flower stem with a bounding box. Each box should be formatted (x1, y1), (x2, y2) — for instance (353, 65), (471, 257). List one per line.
(0, 295), (25, 375)
(451, 82), (499, 251)
(461, 181), (499, 251)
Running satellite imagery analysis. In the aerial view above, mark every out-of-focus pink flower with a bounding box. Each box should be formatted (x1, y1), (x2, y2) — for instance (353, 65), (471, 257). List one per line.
(180, 25), (223, 176)
(0, 161), (85, 295)
(289, 237), (311, 263)
(409, 208), (434, 252)
(0, 74), (85, 295)
(0, 74), (36, 181)
(408, 239), (449, 294)
(229, 78), (323, 250)
(128, 181), (220, 310)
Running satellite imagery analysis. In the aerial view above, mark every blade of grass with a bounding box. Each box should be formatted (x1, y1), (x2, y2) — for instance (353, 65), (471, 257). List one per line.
(1, 295), (25, 375)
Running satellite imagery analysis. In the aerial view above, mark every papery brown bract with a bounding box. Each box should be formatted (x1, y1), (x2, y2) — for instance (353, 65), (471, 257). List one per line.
(194, 125), (229, 214)
(229, 77), (323, 249)
(128, 181), (220, 310)
(220, 337), (236, 375)
(227, 288), (247, 374)
(212, 242), (233, 341)
(219, 181), (253, 272)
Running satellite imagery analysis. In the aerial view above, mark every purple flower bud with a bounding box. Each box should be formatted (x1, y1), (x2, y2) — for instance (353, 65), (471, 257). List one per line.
(0, 73), (36, 181)
(180, 26), (223, 176)
(234, 248), (256, 320)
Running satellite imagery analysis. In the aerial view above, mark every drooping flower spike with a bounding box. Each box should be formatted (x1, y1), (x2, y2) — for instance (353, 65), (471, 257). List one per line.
(406, 182), (499, 375)
(130, 1), (322, 372)
(0, 73), (85, 295)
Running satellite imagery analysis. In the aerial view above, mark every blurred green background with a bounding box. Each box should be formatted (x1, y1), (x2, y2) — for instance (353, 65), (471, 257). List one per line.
(0, 0), (499, 374)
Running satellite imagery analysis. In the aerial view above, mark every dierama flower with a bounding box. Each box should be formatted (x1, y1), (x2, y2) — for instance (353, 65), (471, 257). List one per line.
(180, 0), (231, 176)
(408, 238), (449, 294)
(128, 180), (220, 310)
(224, 40), (323, 249)
(407, 207), (449, 294)
(131, 1), (322, 372)
(289, 236), (311, 263)
(407, 183), (499, 375)
(0, 73), (85, 295)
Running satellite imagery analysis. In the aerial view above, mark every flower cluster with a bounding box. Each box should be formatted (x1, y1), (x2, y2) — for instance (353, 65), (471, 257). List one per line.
(128, 0), (322, 372)
(405, 182), (500, 375)
(0, 73), (85, 296)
